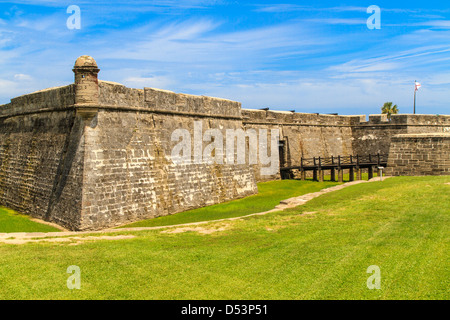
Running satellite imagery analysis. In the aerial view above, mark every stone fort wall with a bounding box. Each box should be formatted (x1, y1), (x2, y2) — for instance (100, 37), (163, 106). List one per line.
(0, 80), (259, 230)
(386, 133), (450, 176)
(80, 82), (257, 229)
(0, 85), (85, 230)
(242, 111), (450, 180)
(241, 109), (357, 181)
(0, 56), (449, 230)
(352, 113), (450, 156)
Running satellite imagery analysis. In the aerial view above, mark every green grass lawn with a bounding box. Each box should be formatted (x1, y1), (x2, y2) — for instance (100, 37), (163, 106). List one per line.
(0, 176), (448, 300)
(119, 179), (340, 228)
(0, 207), (61, 233)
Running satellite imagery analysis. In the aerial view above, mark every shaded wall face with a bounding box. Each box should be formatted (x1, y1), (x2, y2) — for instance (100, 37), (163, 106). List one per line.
(0, 111), (84, 230)
(351, 126), (406, 156)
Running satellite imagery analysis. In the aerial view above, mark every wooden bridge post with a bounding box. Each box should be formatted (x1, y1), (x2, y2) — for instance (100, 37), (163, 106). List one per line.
(337, 156), (343, 182)
(318, 157), (324, 182)
(330, 156), (336, 181)
(368, 166), (374, 180)
(319, 171), (324, 182)
(348, 155), (354, 181)
(312, 157), (317, 181)
(356, 155), (362, 180)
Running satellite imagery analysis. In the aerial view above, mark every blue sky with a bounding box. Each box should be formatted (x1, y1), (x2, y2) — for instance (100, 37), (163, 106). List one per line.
(1, 0), (449, 115)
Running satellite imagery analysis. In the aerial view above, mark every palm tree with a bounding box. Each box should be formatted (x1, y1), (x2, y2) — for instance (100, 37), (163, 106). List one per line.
(381, 102), (399, 121)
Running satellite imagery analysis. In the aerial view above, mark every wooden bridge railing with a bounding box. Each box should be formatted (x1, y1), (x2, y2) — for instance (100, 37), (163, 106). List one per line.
(281, 153), (388, 182)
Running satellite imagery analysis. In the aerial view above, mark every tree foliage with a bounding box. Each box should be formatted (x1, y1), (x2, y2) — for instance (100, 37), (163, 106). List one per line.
(381, 102), (399, 121)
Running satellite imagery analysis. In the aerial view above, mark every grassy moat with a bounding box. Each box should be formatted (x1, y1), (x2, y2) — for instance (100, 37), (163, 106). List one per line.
(0, 207), (60, 233)
(119, 179), (340, 228)
(0, 176), (448, 299)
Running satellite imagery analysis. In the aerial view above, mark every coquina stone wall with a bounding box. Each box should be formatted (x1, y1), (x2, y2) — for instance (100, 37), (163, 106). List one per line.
(242, 109), (357, 181)
(79, 82), (258, 229)
(0, 85), (87, 230)
(385, 133), (450, 176)
(0, 79), (260, 230)
(0, 55), (449, 230)
(352, 114), (450, 156)
(243, 111), (450, 180)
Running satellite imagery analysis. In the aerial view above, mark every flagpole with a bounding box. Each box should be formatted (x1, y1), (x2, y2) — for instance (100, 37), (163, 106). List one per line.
(414, 80), (416, 114)
(414, 89), (416, 115)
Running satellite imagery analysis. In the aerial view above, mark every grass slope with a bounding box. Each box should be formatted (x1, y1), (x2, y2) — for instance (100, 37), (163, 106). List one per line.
(0, 207), (60, 233)
(0, 176), (448, 300)
(119, 180), (339, 228)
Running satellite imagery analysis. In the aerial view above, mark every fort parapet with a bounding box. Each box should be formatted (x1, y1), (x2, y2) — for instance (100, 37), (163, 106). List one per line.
(0, 56), (449, 230)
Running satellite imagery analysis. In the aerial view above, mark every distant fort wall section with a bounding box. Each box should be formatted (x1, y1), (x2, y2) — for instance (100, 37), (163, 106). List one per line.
(241, 109), (357, 181)
(242, 111), (450, 180)
(352, 114), (450, 156)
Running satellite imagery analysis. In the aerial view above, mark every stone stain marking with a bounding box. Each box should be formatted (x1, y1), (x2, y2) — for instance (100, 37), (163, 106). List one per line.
(0, 55), (449, 231)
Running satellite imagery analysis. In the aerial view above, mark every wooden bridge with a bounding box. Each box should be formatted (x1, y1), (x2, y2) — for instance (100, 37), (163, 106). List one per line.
(280, 154), (389, 182)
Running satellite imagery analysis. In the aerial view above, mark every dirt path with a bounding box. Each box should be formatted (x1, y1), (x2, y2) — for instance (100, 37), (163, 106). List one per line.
(0, 177), (392, 244)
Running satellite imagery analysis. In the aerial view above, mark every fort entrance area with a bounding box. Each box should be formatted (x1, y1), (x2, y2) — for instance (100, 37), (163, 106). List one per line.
(0, 56), (449, 231)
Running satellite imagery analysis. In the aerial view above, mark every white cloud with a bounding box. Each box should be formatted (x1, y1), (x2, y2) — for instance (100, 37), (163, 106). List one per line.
(97, 19), (330, 71)
(418, 20), (450, 28)
(330, 62), (399, 74)
(0, 79), (17, 97)
(305, 18), (367, 25)
(254, 4), (309, 13)
(254, 4), (367, 13)
(198, 76), (411, 115)
(123, 76), (173, 90)
(152, 19), (220, 40)
(13, 74), (33, 81)
(0, 78), (38, 104)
